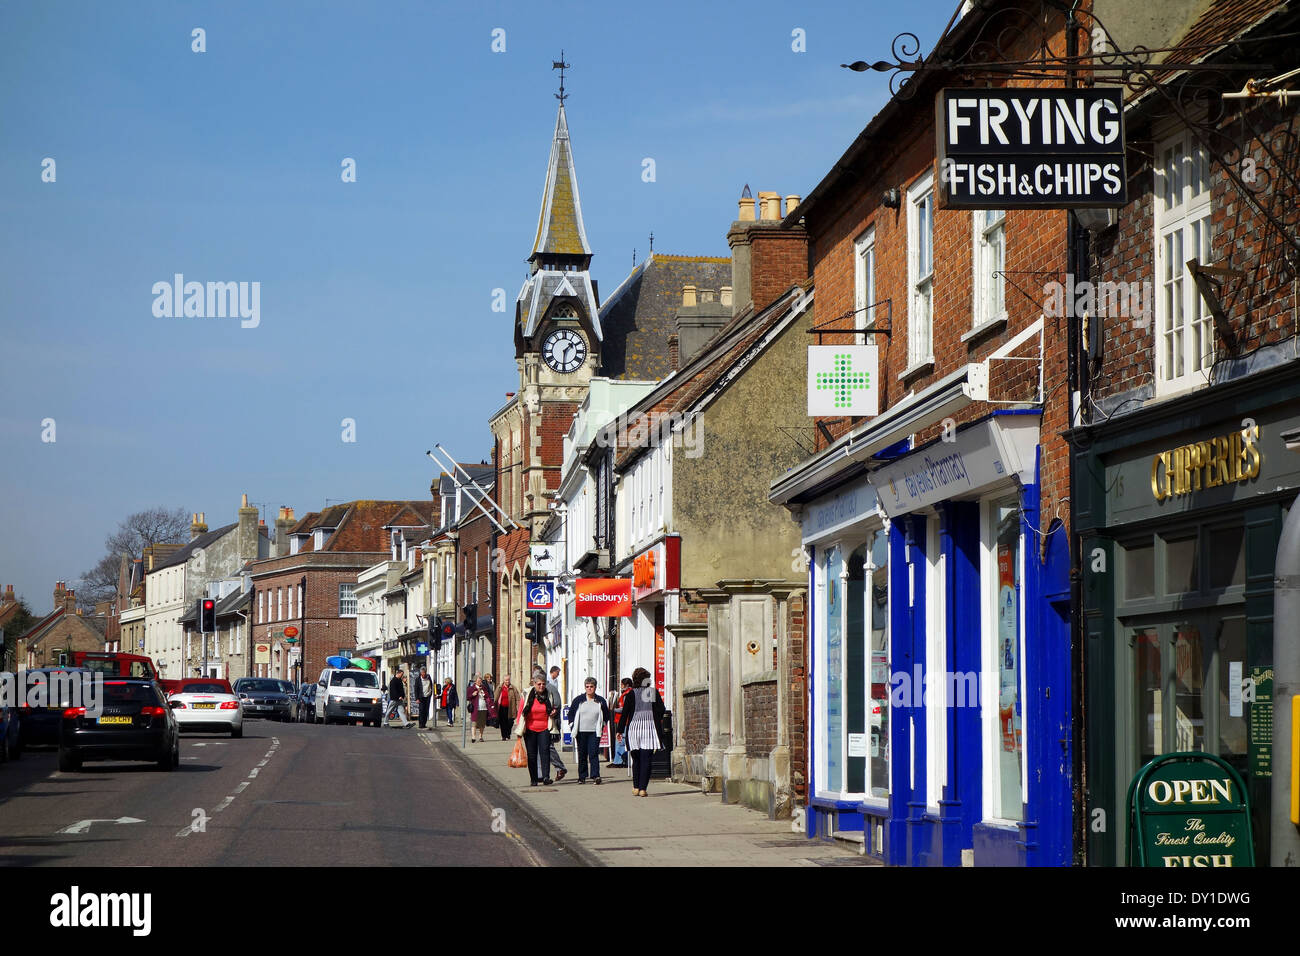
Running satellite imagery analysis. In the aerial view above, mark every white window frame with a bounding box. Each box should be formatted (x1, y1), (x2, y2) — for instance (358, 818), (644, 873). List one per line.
(854, 227), (877, 337)
(1154, 127), (1213, 396)
(906, 172), (936, 371)
(980, 495), (1028, 825)
(971, 208), (1007, 331)
(258, 591), (264, 624)
(338, 582), (357, 618)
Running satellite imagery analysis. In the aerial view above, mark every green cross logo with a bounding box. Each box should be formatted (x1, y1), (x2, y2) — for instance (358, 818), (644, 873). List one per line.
(815, 353), (871, 409)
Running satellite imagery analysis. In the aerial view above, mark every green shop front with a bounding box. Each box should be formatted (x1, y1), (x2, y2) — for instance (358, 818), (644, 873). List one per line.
(1074, 362), (1300, 865)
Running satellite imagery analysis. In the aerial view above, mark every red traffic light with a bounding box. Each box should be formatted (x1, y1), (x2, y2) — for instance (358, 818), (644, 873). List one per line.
(203, 599), (215, 610)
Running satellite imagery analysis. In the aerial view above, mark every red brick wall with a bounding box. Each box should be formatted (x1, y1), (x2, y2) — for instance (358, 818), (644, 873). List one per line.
(681, 689), (709, 755)
(743, 680), (778, 756)
(750, 224), (809, 314)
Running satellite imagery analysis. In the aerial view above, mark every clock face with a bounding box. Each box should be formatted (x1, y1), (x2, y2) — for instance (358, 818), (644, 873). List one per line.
(542, 329), (588, 374)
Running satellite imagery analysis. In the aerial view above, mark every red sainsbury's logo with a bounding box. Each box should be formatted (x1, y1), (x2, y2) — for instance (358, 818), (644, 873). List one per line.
(575, 578), (632, 617)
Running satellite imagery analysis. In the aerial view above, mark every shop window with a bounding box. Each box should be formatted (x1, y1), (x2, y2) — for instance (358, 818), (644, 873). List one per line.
(1207, 525), (1246, 589)
(825, 546), (844, 794)
(1124, 539), (1154, 600)
(989, 498), (1023, 822)
(1163, 534), (1199, 593)
(1216, 619), (1248, 760)
(847, 547), (867, 795)
(868, 531), (890, 799)
(1135, 627), (1162, 766)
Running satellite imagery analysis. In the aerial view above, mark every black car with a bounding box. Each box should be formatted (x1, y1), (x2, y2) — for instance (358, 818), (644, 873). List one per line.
(297, 683), (318, 723)
(232, 678), (297, 721)
(58, 677), (179, 772)
(15, 667), (91, 747)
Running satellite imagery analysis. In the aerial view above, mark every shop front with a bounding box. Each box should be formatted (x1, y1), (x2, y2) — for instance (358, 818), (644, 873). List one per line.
(618, 536), (680, 703)
(1076, 364), (1300, 866)
(782, 409), (1071, 866)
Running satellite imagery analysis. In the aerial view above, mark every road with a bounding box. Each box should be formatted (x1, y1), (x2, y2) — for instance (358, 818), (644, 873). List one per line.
(0, 719), (580, 867)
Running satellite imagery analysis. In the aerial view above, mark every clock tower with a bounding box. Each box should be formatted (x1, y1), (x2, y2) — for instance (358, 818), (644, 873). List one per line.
(492, 62), (603, 682)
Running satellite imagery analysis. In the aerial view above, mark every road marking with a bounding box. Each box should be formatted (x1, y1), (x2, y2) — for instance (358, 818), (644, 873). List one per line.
(58, 817), (144, 835)
(176, 736), (280, 837)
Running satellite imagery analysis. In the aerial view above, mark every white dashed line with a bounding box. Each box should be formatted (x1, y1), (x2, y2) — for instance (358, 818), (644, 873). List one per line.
(176, 736), (280, 838)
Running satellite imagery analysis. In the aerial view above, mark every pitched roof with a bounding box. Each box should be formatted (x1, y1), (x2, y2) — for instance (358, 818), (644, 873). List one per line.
(597, 253), (733, 382)
(531, 104), (592, 260)
(289, 501), (436, 553)
(150, 523), (239, 571)
(611, 283), (810, 471)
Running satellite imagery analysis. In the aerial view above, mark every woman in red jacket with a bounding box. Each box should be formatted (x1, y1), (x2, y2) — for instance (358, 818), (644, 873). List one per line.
(517, 673), (559, 786)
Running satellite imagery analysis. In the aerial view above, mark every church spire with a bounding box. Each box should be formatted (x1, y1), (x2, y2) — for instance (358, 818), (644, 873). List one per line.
(530, 57), (591, 267)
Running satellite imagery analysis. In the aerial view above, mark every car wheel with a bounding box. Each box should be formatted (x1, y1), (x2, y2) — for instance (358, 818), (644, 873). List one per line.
(58, 749), (81, 773)
(231, 726), (243, 739)
(157, 740), (178, 771)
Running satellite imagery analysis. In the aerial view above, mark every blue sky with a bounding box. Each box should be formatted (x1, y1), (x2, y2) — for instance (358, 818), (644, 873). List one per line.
(0, 0), (957, 614)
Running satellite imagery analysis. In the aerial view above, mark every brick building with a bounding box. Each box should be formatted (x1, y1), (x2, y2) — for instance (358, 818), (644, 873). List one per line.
(247, 500), (433, 684)
(770, 0), (1079, 865)
(13, 582), (107, 669)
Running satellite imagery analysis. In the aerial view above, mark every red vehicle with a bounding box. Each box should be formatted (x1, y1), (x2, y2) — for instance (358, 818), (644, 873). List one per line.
(66, 651), (160, 682)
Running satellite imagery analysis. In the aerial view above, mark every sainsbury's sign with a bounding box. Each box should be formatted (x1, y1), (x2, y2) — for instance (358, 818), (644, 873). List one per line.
(936, 88), (1128, 208)
(575, 578), (632, 617)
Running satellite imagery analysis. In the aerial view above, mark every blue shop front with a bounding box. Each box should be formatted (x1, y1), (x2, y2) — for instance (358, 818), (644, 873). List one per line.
(773, 409), (1072, 866)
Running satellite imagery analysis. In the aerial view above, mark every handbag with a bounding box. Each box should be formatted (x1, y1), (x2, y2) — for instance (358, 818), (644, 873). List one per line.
(508, 736), (528, 768)
(512, 707), (526, 738)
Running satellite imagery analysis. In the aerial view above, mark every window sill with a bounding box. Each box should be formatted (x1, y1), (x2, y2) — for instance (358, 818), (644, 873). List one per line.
(961, 315), (1007, 344)
(897, 359), (935, 383)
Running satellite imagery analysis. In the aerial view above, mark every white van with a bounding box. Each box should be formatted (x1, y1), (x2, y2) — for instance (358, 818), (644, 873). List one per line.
(316, 668), (384, 726)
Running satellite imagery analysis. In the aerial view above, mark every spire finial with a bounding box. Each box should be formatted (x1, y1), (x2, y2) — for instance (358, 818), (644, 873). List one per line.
(648, 231), (654, 254)
(553, 51), (570, 105)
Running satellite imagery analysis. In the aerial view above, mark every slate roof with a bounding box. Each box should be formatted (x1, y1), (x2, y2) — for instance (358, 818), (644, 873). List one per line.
(597, 253), (733, 382)
(517, 269), (602, 340)
(150, 523), (238, 571)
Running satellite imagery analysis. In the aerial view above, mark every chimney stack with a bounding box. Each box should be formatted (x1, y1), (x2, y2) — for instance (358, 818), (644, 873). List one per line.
(727, 186), (809, 316)
(237, 493), (259, 564)
(54, 581), (66, 612)
(668, 333), (680, 371)
(190, 512), (208, 541)
(2, 584), (14, 606)
(274, 506), (295, 558)
(682, 285), (697, 308)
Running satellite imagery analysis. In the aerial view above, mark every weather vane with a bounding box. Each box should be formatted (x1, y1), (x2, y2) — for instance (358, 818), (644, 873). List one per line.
(553, 51), (569, 105)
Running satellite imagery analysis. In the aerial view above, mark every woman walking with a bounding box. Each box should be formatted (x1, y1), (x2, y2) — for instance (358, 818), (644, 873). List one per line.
(467, 675), (497, 742)
(616, 667), (665, 797)
(496, 677), (519, 741)
(440, 678), (459, 726)
(609, 677), (632, 767)
(568, 678), (610, 784)
(517, 673), (559, 786)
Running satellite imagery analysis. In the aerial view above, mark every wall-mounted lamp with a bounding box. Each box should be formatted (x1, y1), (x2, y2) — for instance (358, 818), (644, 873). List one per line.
(882, 187), (901, 209)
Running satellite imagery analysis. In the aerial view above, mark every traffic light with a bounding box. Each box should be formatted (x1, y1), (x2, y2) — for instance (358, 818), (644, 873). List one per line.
(438, 618), (456, 650)
(463, 603), (477, 633)
(527, 613), (546, 645)
(199, 598), (216, 632)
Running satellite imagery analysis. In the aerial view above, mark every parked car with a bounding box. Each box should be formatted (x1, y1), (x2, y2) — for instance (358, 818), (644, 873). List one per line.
(58, 678), (179, 772)
(297, 683), (318, 723)
(231, 678), (297, 721)
(167, 679), (243, 738)
(15, 667), (90, 748)
(315, 668), (383, 726)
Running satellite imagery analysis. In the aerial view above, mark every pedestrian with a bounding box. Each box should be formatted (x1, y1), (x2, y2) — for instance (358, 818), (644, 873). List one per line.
(616, 667), (665, 797)
(441, 677), (459, 725)
(518, 672), (559, 786)
(415, 665), (434, 729)
(467, 674), (497, 742)
(545, 666), (568, 781)
(497, 676), (519, 741)
(388, 668), (414, 729)
(567, 678), (610, 784)
(609, 677), (633, 767)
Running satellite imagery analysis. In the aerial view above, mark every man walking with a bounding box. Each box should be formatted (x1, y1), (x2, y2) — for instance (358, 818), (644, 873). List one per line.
(545, 666), (568, 781)
(415, 665), (434, 729)
(388, 668), (414, 728)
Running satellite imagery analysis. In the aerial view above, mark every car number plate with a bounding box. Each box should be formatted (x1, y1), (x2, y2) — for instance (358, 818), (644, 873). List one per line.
(98, 716), (133, 725)
(348, 711), (365, 717)
(194, 703), (215, 710)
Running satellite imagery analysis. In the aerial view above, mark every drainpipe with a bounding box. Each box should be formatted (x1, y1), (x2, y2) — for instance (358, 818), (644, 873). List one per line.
(1272, 427), (1300, 866)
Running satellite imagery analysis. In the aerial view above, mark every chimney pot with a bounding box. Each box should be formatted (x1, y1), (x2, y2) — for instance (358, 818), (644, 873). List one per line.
(699, 288), (716, 303)
(785, 195), (801, 215)
(682, 284), (697, 307)
(721, 286), (733, 306)
(758, 191), (781, 221)
(241, 493), (249, 507)
(738, 197), (756, 222)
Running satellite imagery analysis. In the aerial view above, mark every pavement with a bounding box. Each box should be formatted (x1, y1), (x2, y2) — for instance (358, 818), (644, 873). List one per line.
(419, 718), (876, 867)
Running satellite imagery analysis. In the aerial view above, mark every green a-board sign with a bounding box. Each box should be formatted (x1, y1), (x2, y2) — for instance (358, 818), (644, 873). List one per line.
(1126, 752), (1255, 867)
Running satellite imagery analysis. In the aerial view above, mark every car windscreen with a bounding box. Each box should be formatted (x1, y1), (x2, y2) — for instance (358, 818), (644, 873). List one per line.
(330, 671), (378, 688)
(180, 683), (230, 695)
(238, 680), (286, 693)
(103, 683), (163, 706)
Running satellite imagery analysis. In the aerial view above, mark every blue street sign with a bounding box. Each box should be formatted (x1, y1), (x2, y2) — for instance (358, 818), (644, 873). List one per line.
(526, 580), (555, 612)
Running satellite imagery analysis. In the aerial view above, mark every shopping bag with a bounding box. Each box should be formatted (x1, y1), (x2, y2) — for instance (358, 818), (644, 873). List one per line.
(508, 736), (528, 768)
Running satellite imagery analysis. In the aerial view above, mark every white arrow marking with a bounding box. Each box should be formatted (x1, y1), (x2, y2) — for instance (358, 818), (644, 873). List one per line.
(59, 816), (145, 835)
